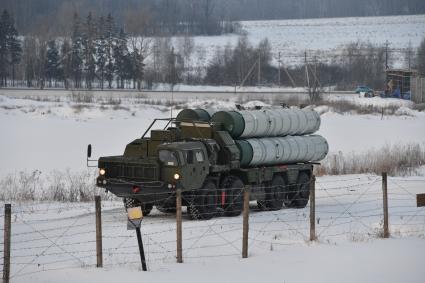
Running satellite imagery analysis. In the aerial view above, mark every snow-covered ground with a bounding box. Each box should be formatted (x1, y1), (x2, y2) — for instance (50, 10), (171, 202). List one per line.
(1, 89), (425, 282)
(182, 14), (425, 67)
(2, 174), (424, 282)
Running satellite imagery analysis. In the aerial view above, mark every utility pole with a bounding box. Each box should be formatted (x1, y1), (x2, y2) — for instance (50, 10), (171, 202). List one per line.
(258, 52), (261, 86)
(385, 40), (389, 70)
(278, 52), (281, 87)
(305, 51), (310, 90)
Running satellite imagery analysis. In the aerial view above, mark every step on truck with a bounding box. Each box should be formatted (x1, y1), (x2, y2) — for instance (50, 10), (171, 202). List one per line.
(94, 107), (329, 220)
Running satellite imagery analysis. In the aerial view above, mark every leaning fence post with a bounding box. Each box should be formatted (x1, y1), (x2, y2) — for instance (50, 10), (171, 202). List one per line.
(310, 175), (316, 241)
(176, 189), (183, 263)
(242, 186), (250, 258)
(95, 196), (103, 267)
(3, 204), (11, 283)
(382, 172), (389, 238)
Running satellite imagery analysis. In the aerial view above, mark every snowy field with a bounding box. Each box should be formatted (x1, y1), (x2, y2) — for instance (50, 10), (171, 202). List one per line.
(0, 90), (423, 176)
(1, 175), (424, 282)
(185, 14), (425, 67)
(1, 89), (425, 282)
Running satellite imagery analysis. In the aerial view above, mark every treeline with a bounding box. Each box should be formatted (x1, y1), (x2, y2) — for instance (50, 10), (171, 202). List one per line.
(0, 0), (240, 36)
(2, 8), (425, 91)
(203, 38), (425, 90)
(1, 9), (199, 90)
(1, 0), (425, 36)
(2, 10), (150, 89)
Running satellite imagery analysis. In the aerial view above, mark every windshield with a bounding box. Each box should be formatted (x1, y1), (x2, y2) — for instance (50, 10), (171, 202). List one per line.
(158, 150), (179, 166)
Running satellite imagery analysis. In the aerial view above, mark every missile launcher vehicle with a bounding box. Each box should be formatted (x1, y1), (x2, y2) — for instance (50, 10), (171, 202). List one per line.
(95, 107), (328, 219)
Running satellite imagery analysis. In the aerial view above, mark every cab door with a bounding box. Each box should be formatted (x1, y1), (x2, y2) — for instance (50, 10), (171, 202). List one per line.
(181, 146), (209, 190)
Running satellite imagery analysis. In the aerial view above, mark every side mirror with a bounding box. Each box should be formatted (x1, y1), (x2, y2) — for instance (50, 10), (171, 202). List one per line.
(87, 144), (92, 158)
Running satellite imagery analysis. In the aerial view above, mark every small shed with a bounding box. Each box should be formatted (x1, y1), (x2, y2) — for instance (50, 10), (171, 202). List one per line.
(411, 76), (425, 103)
(385, 69), (417, 98)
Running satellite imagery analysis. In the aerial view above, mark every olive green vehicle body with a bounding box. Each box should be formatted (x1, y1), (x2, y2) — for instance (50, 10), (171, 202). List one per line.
(96, 118), (313, 216)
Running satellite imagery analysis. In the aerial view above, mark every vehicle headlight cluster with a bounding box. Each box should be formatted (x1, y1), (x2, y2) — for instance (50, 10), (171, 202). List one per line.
(99, 168), (106, 176)
(173, 173), (180, 180)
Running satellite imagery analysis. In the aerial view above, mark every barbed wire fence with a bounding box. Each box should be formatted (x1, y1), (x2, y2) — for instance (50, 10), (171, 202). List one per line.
(1, 173), (424, 281)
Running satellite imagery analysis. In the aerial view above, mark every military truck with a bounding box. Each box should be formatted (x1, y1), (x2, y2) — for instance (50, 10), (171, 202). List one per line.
(95, 107), (328, 220)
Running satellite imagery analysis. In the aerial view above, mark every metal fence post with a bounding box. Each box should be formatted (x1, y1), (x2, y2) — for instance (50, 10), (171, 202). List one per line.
(176, 189), (183, 263)
(95, 196), (103, 267)
(242, 186), (250, 258)
(382, 173), (390, 238)
(3, 204), (11, 283)
(310, 175), (316, 241)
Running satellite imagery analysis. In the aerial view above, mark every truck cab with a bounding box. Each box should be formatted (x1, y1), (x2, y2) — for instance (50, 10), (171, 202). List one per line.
(157, 141), (209, 191)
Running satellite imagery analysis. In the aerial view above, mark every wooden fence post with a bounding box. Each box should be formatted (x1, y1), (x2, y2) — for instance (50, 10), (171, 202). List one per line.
(242, 186), (250, 258)
(95, 196), (103, 267)
(382, 172), (390, 238)
(3, 204), (11, 283)
(310, 175), (316, 241)
(176, 189), (183, 263)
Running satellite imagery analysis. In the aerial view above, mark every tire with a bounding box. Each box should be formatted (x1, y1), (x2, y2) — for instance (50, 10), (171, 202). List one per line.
(188, 180), (217, 220)
(221, 176), (244, 217)
(286, 172), (310, 208)
(258, 175), (285, 211)
(123, 198), (153, 216)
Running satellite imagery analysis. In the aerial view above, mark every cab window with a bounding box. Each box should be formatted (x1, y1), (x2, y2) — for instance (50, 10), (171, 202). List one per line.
(186, 150), (194, 164)
(195, 150), (204, 162)
(159, 150), (179, 166)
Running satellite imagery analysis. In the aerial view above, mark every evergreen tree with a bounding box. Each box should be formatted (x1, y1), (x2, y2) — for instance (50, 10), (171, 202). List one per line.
(0, 10), (22, 87)
(45, 40), (61, 87)
(96, 16), (107, 89)
(36, 41), (47, 89)
(61, 39), (72, 89)
(105, 13), (116, 88)
(71, 13), (84, 88)
(8, 28), (22, 86)
(114, 28), (129, 89)
(0, 10), (8, 86)
(22, 37), (37, 87)
(82, 12), (97, 89)
(130, 49), (145, 90)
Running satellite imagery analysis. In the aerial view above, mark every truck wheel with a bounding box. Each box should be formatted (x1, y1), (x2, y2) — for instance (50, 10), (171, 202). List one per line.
(258, 175), (285, 211)
(189, 181), (217, 220)
(221, 176), (244, 217)
(286, 172), (310, 208)
(123, 198), (153, 216)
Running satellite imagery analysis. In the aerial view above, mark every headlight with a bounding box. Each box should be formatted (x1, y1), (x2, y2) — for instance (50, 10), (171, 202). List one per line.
(173, 173), (180, 180)
(99, 168), (106, 176)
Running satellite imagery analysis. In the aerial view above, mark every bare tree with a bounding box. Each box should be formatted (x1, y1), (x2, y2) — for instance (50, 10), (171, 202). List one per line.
(404, 41), (415, 70)
(177, 34), (195, 83)
(124, 9), (151, 90)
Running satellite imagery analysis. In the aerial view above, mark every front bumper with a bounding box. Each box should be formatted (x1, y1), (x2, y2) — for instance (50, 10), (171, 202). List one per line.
(97, 176), (173, 203)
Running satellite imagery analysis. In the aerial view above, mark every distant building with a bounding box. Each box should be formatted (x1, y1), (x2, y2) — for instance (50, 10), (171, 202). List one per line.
(385, 69), (417, 99)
